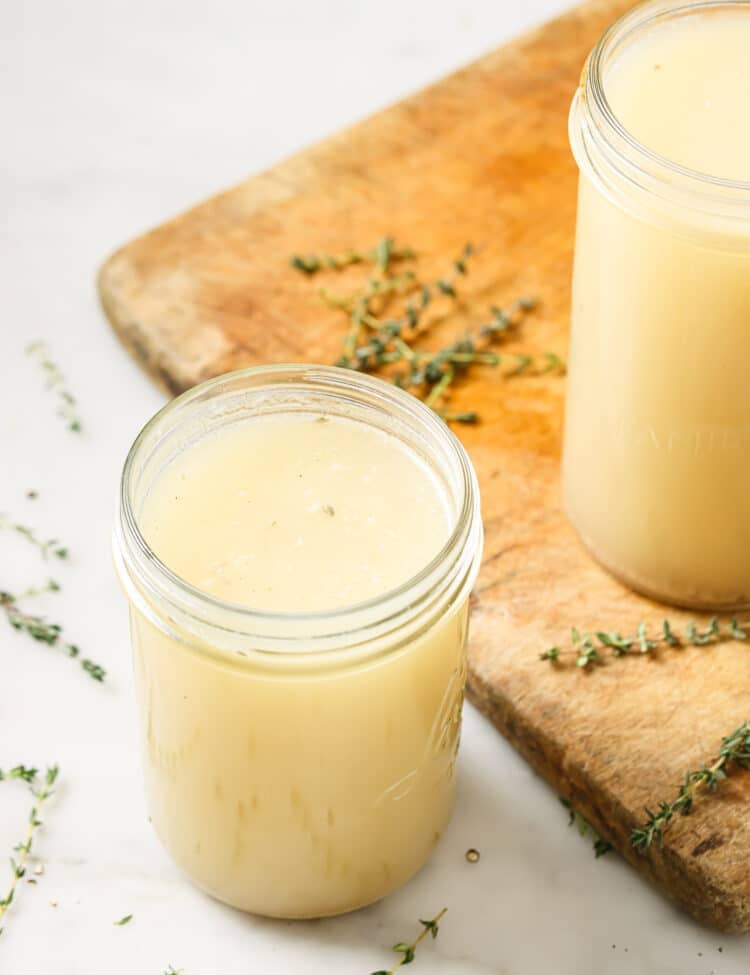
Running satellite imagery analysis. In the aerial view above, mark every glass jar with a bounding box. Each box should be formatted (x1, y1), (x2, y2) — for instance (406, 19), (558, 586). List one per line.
(113, 365), (482, 919)
(565, 0), (750, 610)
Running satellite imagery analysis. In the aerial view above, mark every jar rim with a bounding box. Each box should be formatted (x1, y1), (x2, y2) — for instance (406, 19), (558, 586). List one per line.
(572, 0), (750, 221)
(114, 364), (483, 660)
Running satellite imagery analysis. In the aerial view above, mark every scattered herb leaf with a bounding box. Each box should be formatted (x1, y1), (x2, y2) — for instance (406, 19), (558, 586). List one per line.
(0, 581), (105, 682)
(0, 514), (68, 560)
(541, 616), (750, 669)
(0, 765), (59, 936)
(292, 239), (564, 424)
(560, 798), (613, 858)
(632, 722), (750, 850)
(26, 341), (82, 433)
(369, 908), (446, 974)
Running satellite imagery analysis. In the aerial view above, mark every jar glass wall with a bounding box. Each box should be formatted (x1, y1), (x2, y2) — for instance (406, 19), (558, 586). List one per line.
(113, 365), (482, 918)
(564, 0), (750, 610)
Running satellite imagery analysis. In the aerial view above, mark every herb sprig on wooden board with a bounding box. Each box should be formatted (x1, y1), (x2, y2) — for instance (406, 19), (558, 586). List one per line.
(632, 723), (750, 851)
(370, 909), (447, 974)
(291, 238), (564, 423)
(1, 581), (105, 682)
(541, 616), (749, 668)
(0, 765), (59, 936)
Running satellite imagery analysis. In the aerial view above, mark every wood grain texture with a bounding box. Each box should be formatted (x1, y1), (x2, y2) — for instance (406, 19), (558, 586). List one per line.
(98, 0), (750, 931)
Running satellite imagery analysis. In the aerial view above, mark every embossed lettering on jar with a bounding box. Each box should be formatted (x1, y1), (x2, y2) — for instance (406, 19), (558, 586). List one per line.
(113, 365), (482, 919)
(565, 0), (750, 610)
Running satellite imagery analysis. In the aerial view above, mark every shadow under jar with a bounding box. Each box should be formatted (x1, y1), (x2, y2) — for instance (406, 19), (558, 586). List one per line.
(113, 364), (482, 919)
(565, 0), (750, 610)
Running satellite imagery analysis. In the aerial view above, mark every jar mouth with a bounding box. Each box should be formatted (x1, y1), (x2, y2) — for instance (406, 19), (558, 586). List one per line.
(572, 0), (750, 223)
(114, 364), (483, 660)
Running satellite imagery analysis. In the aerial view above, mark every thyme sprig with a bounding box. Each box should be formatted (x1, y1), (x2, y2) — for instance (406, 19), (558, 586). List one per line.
(560, 798), (613, 858)
(0, 765), (59, 936)
(632, 722), (750, 850)
(291, 237), (416, 274)
(1, 581), (105, 682)
(292, 237), (564, 423)
(0, 767), (38, 785)
(370, 909), (446, 974)
(26, 341), (82, 433)
(541, 616), (749, 668)
(0, 514), (68, 560)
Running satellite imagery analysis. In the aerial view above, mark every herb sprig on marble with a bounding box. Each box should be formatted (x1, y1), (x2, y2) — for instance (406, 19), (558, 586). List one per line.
(1, 580), (105, 682)
(291, 237), (564, 424)
(27, 341), (83, 433)
(0, 513), (68, 561)
(631, 722), (750, 851)
(0, 765), (59, 936)
(370, 909), (447, 974)
(540, 616), (749, 668)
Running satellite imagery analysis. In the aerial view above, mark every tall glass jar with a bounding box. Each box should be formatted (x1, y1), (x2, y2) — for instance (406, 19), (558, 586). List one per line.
(564, 0), (750, 610)
(113, 365), (482, 918)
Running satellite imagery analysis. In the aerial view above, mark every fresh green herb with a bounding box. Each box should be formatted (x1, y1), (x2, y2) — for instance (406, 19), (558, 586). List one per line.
(0, 514), (68, 560)
(26, 341), (82, 433)
(292, 239), (564, 424)
(114, 914), (133, 926)
(163, 967), (184, 975)
(370, 909), (446, 974)
(290, 237), (416, 275)
(0, 767), (38, 785)
(560, 798), (613, 858)
(541, 616), (750, 669)
(0, 765), (59, 936)
(0, 581), (106, 682)
(632, 722), (750, 851)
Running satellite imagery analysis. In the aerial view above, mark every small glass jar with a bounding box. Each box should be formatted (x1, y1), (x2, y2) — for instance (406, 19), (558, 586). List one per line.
(565, 0), (750, 610)
(113, 365), (482, 919)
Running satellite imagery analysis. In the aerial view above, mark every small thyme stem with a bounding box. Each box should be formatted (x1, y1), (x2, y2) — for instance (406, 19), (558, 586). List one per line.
(560, 798), (613, 858)
(424, 365), (455, 408)
(370, 909), (447, 974)
(541, 616), (749, 668)
(293, 239), (564, 424)
(0, 514), (68, 560)
(631, 722), (750, 850)
(0, 765), (59, 936)
(0, 767), (38, 785)
(0, 582), (105, 682)
(26, 341), (82, 433)
(291, 237), (417, 275)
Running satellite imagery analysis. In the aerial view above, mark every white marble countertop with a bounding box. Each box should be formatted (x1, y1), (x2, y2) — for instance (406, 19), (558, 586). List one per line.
(2, 1), (749, 972)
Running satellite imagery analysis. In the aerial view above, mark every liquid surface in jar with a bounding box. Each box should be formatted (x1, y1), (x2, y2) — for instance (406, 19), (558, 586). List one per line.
(605, 8), (750, 180)
(139, 413), (453, 613)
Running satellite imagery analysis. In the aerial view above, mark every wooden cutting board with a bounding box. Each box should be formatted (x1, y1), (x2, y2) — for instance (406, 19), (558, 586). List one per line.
(98, 0), (750, 932)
